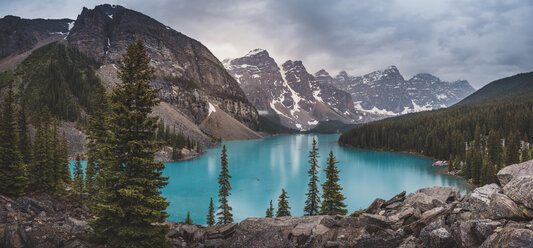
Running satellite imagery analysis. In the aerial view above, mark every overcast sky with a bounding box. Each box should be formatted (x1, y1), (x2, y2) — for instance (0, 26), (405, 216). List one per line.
(2, 0), (532, 89)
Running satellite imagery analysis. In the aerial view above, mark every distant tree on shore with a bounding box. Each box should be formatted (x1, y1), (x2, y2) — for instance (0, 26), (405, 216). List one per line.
(304, 138), (321, 216)
(276, 188), (291, 217)
(73, 154), (85, 199)
(207, 198), (215, 226)
(320, 150), (347, 216)
(217, 145), (233, 225)
(265, 200), (274, 218)
(185, 211), (193, 225)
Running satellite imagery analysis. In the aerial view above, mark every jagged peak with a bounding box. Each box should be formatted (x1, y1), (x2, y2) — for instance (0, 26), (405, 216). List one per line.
(336, 70), (349, 77)
(315, 69), (330, 77)
(384, 65), (399, 72)
(410, 73), (440, 82)
(245, 48), (268, 57)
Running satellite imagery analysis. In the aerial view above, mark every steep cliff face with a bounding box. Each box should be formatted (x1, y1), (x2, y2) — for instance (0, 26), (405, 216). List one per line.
(0, 16), (73, 71)
(67, 4), (259, 131)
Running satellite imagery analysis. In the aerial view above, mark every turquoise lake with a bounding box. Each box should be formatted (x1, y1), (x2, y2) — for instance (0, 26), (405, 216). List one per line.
(71, 134), (470, 225)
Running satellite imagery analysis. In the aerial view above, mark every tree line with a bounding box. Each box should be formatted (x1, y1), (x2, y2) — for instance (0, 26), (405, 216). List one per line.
(339, 96), (533, 187)
(0, 84), (71, 197)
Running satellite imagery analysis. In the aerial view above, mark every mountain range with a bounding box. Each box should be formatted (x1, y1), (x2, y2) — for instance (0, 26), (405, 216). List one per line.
(224, 49), (475, 130)
(0, 3), (476, 146)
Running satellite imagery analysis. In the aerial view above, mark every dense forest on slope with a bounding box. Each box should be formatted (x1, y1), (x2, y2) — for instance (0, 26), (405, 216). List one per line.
(339, 72), (533, 185)
(14, 42), (102, 122)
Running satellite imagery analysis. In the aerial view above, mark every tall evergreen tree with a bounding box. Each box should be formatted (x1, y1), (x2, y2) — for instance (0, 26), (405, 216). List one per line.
(505, 131), (520, 165)
(304, 138), (320, 216)
(266, 200), (274, 218)
(29, 108), (53, 192)
(89, 40), (169, 248)
(73, 154), (84, 199)
(17, 101), (32, 165)
(320, 150), (347, 215)
(217, 145), (233, 225)
(487, 129), (503, 170)
(0, 84), (29, 196)
(206, 197), (215, 226)
(276, 188), (291, 217)
(85, 86), (110, 194)
(471, 141), (483, 185)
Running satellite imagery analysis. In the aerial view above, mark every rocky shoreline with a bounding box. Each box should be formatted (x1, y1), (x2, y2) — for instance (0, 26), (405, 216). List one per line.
(1, 161), (532, 248)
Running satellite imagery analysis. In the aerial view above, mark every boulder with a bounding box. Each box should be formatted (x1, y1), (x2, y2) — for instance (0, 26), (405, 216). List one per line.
(405, 186), (460, 212)
(366, 198), (385, 214)
(462, 184), (502, 219)
(480, 227), (533, 248)
(16, 197), (53, 216)
(503, 176), (533, 209)
(497, 160), (533, 187)
(472, 219), (501, 242)
(65, 216), (91, 233)
(206, 223), (236, 240)
(490, 193), (525, 220)
(382, 191), (406, 208)
(358, 213), (390, 233)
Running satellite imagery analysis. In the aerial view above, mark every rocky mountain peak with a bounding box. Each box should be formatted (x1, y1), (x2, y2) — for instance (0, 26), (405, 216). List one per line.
(245, 48), (269, 57)
(314, 69), (331, 77)
(67, 4), (260, 131)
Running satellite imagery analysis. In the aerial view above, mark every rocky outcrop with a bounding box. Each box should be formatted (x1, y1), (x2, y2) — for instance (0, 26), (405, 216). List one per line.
(0, 194), (93, 248)
(2, 161), (532, 248)
(168, 160), (533, 248)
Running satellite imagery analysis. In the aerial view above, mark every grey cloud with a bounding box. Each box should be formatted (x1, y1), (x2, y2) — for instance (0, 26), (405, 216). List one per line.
(1, 0), (532, 88)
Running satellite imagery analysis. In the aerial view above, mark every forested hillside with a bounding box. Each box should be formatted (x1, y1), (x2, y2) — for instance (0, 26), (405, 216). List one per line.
(339, 71), (533, 185)
(15, 42), (102, 122)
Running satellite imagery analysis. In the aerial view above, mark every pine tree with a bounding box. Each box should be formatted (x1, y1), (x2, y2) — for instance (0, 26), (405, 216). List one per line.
(521, 134), (529, 162)
(89, 40), (169, 248)
(17, 101), (32, 165)
(471, 141), (482, 185)
(320, 150), (347, 215)
(505, 131), (520, 166)
(29, 108), (53, 192)
(73, 154), (84, 199)
(206, 197), (215, 226)
(304, 138), (320, 216)
(185, 212), (193, 225)
(276, 188), (291, 217)
(85, 86), (110, 194)
(266, 200), (274, 218)
(217, 145), (233, 225)
(487, 129), (502, 166)
(0, 84), (29, 196)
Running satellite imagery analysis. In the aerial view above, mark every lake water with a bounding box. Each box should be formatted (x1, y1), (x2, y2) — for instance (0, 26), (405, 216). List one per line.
(71, 134), (470, 225)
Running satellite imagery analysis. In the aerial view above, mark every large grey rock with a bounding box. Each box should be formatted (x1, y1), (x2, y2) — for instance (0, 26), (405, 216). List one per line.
(65, 216), (91, 233)
(497, 160), (533, 187)
(490, 193), (525, 220)
(503, 176), (533, 209)
(366, 198), (385, 214)
(16, 197), (53, 216)
(472, 219), (502, 242)
(358, 213), (390, 233)
(462, 184), (502, 219)
(405, 186), (460, 212)
(480, 227), (533, 248)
